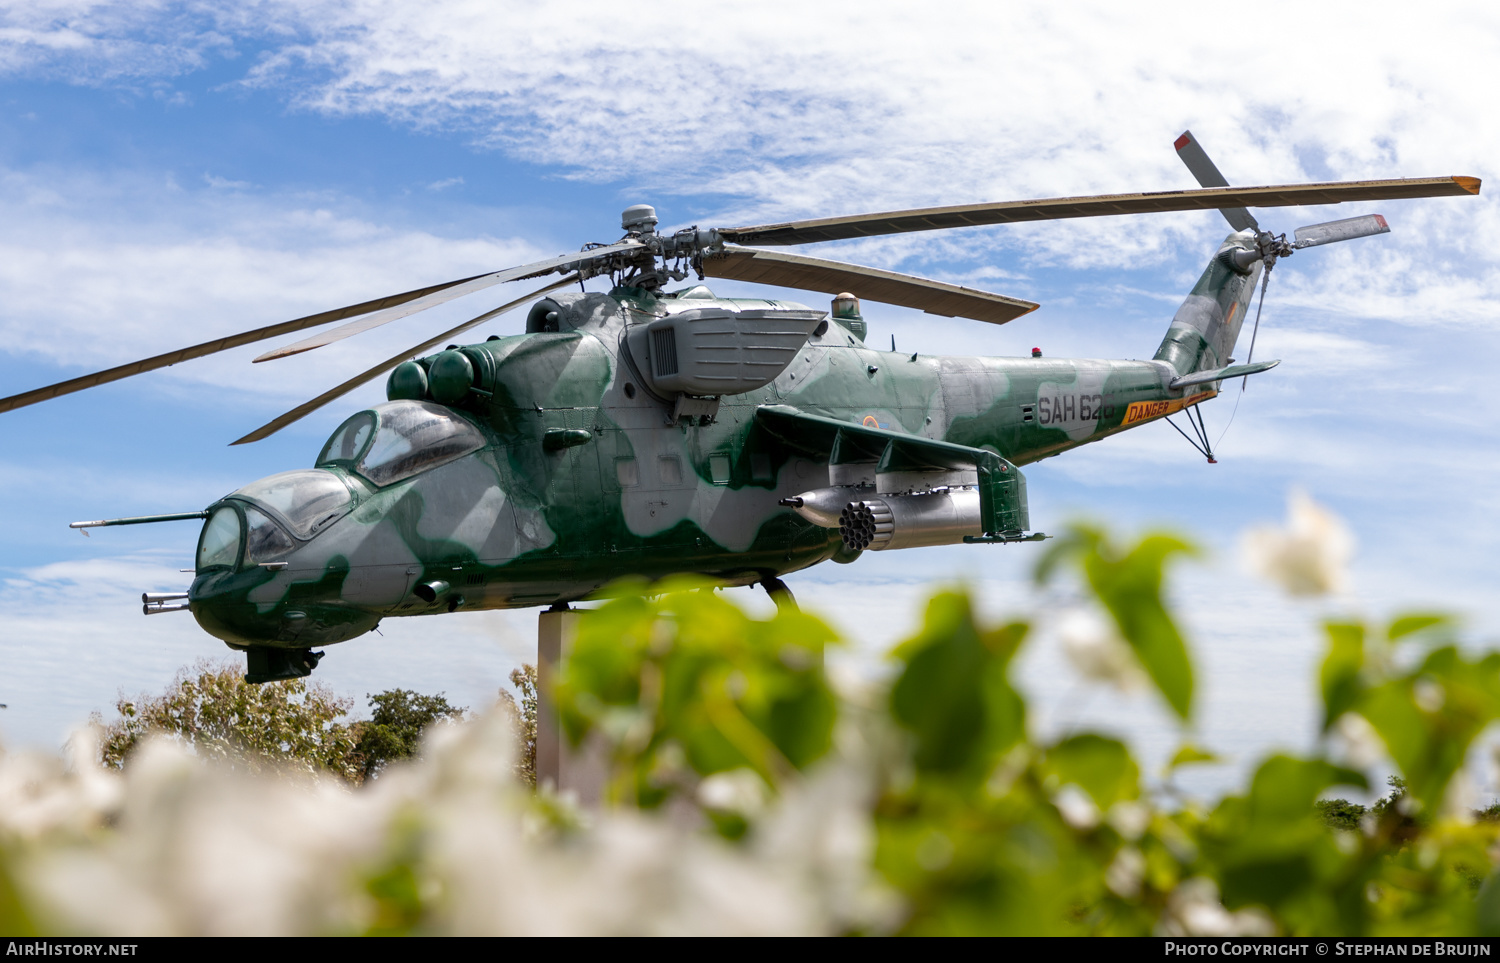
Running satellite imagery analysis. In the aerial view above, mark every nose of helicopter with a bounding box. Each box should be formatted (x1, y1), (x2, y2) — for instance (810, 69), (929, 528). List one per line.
(188, 469), (377, 647)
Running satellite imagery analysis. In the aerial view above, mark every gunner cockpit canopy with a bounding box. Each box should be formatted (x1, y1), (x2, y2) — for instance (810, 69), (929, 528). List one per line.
(317, 400), (486, 488)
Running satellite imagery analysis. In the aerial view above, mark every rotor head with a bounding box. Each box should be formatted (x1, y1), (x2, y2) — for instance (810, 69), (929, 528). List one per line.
(621, 204), (659, 234)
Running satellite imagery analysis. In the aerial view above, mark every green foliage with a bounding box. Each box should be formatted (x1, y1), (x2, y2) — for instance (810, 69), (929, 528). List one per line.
(21, 520), (1500, 935)
(95, 661), (467, 786)
(0, 846), (37, 937)
(888, 593), (1027, 773)
(553, 579), (839, 818)
(548, 523), (1500, 935)
(95, 659), (361, 780)
(352, 689), (466, 782)
(1037, 526), (1196, 720)
(1316, 798), (1367, 831)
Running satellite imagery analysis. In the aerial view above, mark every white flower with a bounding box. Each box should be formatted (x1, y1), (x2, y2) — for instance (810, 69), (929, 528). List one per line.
(1108, 800), (1151, 841)
(1057, 608), (1145, 691)
(1105, 846), (1145, 899)
(1241, 490), (1355, 597)
(1334, 713), (1385, 770)
(1158, 877), (1276, 937)
(1052, 784), (1101, 830)
(697, 768), (771, 817)
(2, 705), (893, 937)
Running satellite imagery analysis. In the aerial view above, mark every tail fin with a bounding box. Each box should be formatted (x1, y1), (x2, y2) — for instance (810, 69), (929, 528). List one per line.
(1154, 232), (1265, 376)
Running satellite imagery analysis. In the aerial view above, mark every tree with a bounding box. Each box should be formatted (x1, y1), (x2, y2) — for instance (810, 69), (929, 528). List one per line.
(94, 659), (360, 781)
(96, 662), (471, 786)
(496, 665), (537, 787)
(351, 689), (466, 782)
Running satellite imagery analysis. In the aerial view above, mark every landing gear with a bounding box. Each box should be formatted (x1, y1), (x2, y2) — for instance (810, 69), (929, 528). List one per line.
(759, 577), (798, 613)
(244, 646), (323, 684)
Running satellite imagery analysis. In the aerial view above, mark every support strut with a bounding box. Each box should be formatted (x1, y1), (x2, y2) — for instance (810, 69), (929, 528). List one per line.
(1165, 401), (1218, 464)
(759, 577), (798, 613)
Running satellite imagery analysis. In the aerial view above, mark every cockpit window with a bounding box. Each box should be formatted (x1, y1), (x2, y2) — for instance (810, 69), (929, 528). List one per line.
(318, 411), (375, 465)
(352, 400), (485, 487)
(243, 506), (296, 565)
(197, 506), (241, 571)
(230, 470), (352, 539)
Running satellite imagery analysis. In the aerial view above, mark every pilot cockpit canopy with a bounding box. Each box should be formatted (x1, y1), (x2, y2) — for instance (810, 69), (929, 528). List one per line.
(317, 400), (486, 488)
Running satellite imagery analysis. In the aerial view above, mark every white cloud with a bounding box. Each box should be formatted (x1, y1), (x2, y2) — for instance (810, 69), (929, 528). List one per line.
(0, 166), (552, 402)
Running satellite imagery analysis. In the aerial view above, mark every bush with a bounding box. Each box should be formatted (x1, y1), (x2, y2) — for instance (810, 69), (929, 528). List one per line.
(93, 662), (464, 785)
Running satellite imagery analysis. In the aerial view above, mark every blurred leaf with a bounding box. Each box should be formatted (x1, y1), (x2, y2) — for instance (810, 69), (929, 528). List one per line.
(1387, 614), (1452, 643)
(1166, 743), (1219, 770)
(1045, 734), (1138, 808)
(1359, 647), (1500, 811)
(1247, 756), (1368, 825)
(556, 581), (840, 808)
(1037, 525), (1197, 720)
(890, 593), (1027, 773)
(1208, 755), (1367, 918)
(1320, 621), (1365, 732)
(0, 848), (37, 937)
(1477, 872), (1500, 937)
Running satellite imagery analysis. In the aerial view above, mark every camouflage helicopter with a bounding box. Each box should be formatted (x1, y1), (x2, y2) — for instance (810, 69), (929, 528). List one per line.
(1, 133), (1479, 683)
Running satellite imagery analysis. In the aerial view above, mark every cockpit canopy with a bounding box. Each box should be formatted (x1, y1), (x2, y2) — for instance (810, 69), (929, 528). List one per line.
(197, 469), (353, 571)
(317, 400), (486, 487)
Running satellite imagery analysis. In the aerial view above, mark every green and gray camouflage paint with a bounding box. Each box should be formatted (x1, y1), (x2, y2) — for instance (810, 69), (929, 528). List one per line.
(187, 231), (1269, 681)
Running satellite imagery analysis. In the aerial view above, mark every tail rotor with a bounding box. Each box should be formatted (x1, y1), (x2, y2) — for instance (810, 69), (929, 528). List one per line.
(1174, 131), (1404, 393)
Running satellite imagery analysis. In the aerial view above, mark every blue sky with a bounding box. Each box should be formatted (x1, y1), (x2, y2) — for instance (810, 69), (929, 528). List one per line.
(2, 1), (1498, 801)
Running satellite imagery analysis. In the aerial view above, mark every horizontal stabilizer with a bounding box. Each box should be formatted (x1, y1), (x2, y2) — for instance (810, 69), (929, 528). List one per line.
(1170, 359), (1280, 390)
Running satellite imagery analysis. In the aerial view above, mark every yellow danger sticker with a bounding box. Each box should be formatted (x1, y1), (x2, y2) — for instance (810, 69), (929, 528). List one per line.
(1122, 391), (1217, 426)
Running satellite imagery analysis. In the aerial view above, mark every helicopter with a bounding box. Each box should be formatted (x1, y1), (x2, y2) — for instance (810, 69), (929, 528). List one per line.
(1, 132), (1478, 683)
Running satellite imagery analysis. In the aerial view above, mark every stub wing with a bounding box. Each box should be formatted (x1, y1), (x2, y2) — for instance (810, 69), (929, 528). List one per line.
(755, 405), (1031, 535)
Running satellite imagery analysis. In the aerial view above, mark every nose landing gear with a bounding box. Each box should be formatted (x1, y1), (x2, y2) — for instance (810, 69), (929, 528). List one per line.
(245, 646), (324, 684)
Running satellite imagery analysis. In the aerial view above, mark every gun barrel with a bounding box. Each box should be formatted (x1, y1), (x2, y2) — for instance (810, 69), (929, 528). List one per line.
(72, 511), (210, 529)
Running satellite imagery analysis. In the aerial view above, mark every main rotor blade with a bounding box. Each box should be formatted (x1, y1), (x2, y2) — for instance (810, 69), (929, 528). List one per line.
(231, 276), (578, 446)
(254, 239), (643, 362)
(701, 246), (1038, 325)
(1174, 130), (1259, 233)
(719, 176), (1480, 246)
(1293, 213), (1390, 249)
(0, 273), (498, 416)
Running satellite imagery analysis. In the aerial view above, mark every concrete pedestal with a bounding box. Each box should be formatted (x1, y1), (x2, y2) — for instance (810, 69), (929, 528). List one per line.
(534, 608), (607, 804)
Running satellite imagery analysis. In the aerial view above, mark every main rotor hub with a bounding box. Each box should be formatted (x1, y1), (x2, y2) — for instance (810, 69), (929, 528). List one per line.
(621, 204), (659, 234)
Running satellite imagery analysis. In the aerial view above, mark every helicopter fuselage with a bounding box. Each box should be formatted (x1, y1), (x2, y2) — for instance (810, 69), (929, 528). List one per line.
(186, 253), (1254, 659)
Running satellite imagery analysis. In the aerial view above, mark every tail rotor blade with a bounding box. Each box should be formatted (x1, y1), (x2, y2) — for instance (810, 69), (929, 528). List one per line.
(1174, 130), (1259, 233)
(1293, 214), (1390, 249)
(231, 277), (577, 446)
